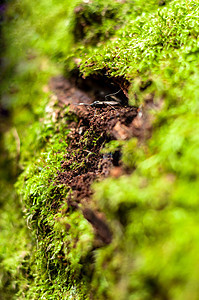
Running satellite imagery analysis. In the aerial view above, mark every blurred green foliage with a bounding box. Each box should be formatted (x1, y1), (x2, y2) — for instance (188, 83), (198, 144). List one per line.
(1, 0), (199, 299)
(0, 0), (82, 298)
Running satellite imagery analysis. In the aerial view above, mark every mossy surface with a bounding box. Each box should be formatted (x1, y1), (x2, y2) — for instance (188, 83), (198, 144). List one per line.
(0, 0), (199, 299)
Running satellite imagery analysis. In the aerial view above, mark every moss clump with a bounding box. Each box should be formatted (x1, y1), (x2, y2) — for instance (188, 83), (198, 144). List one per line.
(0, 0), (89, 298)
(77, 0), (198, 102)
(15, 108), (95, 298)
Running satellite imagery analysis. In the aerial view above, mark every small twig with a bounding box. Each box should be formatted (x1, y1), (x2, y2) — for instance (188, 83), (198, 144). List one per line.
(73, 102), (91, 106)
(105, 88), (121, 100)
(75, 100), (121, 108)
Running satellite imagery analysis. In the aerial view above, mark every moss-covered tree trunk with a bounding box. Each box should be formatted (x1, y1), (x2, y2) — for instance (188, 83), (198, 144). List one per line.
(1, 0), (199, 299)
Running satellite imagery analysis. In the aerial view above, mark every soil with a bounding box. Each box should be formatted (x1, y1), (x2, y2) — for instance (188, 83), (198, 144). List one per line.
(49, 75), (152, 244)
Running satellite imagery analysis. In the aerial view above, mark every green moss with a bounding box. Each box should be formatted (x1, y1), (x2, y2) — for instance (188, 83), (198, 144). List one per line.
(1, 0), (199, 299)
(76, 1), (199, 299)
(15, 110), (94, 298)
(77, 0), (198, 104)
(0, 0), (90, 298)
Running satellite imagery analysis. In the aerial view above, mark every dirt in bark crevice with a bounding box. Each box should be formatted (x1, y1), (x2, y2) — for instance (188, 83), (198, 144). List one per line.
(57, 104), (137, 196)
(49, 75), (151, 244)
